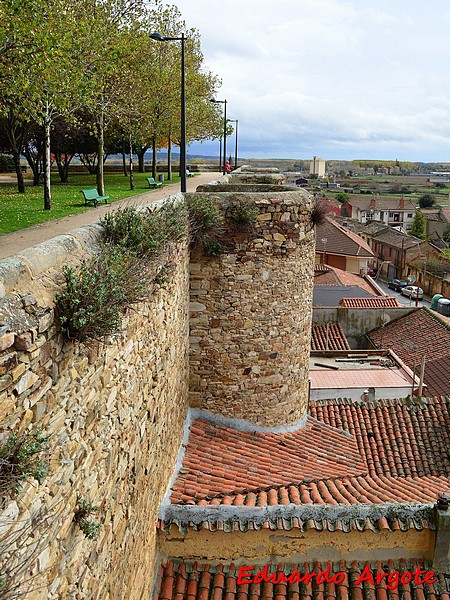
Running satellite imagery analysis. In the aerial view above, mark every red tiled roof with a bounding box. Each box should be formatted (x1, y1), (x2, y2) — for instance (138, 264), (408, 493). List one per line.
(367, 308), (450, 395)
(311, 323), (351, 351)
(166, 398), (450, 515)
(182, 474), (447, 509)
(155, 560), (450, 600)
(339, 297), (402, 308)
(314, 266), (377, 295)
(170, 417), (365, 505)
(316, 218), (374, 258)
(310, 397), (450, 479)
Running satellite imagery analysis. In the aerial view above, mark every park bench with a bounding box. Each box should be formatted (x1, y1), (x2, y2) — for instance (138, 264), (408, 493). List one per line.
(80, 188), (110, 207)
(146, 177), (163, 189)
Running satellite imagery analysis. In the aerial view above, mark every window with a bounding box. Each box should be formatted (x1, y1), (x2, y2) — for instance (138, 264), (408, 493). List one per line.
(407, 213), (413, 218)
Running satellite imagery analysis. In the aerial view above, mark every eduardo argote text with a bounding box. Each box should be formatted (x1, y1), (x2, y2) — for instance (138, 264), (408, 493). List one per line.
(237, 564), (437, 590)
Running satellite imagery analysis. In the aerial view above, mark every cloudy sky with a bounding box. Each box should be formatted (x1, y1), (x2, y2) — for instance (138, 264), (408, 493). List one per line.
(172, 0), (450, 162)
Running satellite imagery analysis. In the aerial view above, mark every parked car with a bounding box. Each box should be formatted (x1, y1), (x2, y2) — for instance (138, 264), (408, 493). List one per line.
(388, 279), (408, 292)
(401, 285), (424, 300)
(367, 267), (377, 276)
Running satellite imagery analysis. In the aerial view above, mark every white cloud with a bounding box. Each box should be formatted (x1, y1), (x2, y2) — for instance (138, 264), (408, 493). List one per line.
(174, 0), (450, 160)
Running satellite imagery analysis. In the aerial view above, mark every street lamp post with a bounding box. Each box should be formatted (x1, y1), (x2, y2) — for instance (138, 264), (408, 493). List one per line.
(150, 31), (187, 193)
(228, 119), (239, 170)
(210, 98), (227, 174)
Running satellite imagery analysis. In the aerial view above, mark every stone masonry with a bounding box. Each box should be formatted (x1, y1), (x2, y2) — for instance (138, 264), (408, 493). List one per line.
(0, 172), (315, 596)
(189, 179), (315, 427)
(0, 224), (189, 599)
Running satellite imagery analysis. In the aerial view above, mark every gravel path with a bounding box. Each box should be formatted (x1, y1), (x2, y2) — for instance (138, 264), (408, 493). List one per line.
(0, 172), (220, 259)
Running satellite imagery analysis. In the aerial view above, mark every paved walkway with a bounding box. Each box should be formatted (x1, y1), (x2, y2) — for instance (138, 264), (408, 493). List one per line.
(0, 172), (220, 260)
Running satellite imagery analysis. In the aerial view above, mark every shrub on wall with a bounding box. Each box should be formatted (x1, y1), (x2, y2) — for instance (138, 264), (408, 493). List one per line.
(0, 429), (49, 497)
(56, 204), (188, 340)
(186, 194), (223, 249)
(100, 204), (186, 256)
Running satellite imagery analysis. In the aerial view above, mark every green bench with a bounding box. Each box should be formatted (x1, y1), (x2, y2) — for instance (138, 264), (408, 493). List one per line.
(146, 177), (163, 189)
(80, 188), (110, 207)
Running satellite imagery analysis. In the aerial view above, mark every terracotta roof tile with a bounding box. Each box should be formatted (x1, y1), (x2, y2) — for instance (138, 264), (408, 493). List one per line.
(310, 397), (450, 479)
(167, 398), (449, 519)
(311, 323), (351, 351)
(367, 309), (450, 396)
(316, 218), (374, 258)
(314, 266), (377, 295)
(170, 417), (365, 505)
(339, 297), (403, 308)
(155, 561), (450, 600)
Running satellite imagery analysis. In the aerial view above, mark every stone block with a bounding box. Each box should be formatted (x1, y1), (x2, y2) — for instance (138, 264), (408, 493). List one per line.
(38, 311), (54, 333)
(0, 373), (13, 392)
(0, 332), (15, 351)
(0, 351), (18, 376)
(14, 370), (39, 395)
(14, 332), (33, 351)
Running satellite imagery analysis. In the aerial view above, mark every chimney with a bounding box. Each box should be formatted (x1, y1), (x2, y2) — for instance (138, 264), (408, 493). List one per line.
(370, 197), (376, 209)
(399, 197), (405, 208)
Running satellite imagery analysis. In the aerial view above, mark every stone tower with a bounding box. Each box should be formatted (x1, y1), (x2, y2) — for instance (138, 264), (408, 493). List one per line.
(188, 173), (315, 427)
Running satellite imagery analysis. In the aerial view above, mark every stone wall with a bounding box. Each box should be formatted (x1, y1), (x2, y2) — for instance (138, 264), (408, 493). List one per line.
(189, 183), (315, 427)
(0, 225), (189, 598)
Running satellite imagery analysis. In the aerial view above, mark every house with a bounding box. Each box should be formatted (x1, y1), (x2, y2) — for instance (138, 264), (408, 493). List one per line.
(420, 205), (450, 243)
(156, 396), (450, 598)
(341, 196), (417, 231)
(315, 217), (374, 273)
(309, 349), (421, 401)
(284, 174), (309, 187)
(367, 307), (450, 396)
(367, 227), (425, 280)
(314, 195), (342, 216)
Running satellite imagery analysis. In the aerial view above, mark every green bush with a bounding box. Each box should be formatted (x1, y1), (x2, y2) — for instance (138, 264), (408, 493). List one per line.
(74, 496), (102, 540)
(56, 245), (152, 340)
(228, 202), (259, 225)
(0, 154), (14, 173)
(100, 203), (186, 256)
(56, 204), (188, 340)
(186, 194), (223, 248)
(0, 429), (49, 495)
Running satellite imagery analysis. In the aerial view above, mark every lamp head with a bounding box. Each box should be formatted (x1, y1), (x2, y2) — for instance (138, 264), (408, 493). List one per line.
(150, 32), (165, 41)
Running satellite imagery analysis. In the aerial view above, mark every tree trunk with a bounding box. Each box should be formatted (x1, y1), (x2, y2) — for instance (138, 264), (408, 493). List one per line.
(129, 134), (134, 190)
(152, 137), (157, 179)
(2, 107), (26, 192)
(137, 147), (146, 173)
(55, 152), (72, 182)
(97, 111), (105, 196)
(43, 114), (52, 210)
(23, 143), (42, 186)
(167, 136), (172, 181)
(12, 151), (25, 193)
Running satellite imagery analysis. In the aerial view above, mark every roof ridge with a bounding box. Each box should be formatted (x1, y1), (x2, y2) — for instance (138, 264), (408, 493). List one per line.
(424, 306), (450, 331)
(310, 395), (449, 407)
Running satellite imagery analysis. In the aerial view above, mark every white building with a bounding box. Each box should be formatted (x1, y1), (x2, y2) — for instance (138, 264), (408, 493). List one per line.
(310, 155), (326, 178)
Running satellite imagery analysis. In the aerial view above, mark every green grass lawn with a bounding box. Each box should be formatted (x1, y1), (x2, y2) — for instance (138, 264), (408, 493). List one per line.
(0, 171), (180, 234)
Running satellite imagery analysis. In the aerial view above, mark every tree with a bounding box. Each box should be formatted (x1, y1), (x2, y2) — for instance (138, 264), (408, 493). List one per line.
(0, 0), (104, 209)
(418, 193), (436, 208)
(411, 211), (426, 239)
(335, 192), (349, 203)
